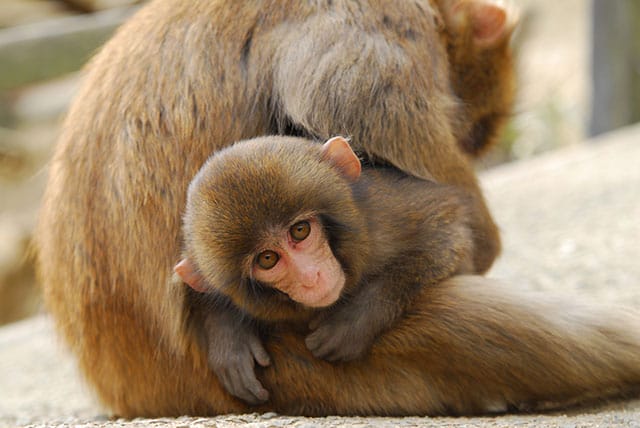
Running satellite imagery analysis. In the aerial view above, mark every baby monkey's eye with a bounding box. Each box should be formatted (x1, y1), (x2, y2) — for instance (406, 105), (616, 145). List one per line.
(290, 220), (311, 242)
(256, 250), (279, 270)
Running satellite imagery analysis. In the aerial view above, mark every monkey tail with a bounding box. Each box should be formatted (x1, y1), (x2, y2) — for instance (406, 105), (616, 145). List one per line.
(382, 275), (640, 415)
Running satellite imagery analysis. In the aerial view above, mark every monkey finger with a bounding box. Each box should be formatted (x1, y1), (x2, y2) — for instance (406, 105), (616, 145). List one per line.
(304, 331), (323, 353)
(305, 330), (339, 359)
(219, 367), (251, 403)
(225, 368), (263, 405)
(238, 362), (269, 403)
(218, 371), (244, 402)
(248, 336), (271, 367)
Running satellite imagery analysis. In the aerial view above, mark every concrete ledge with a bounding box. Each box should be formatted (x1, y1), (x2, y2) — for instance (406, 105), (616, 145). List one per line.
(2, 124), (640, 427)
(485, 123), (640, 304)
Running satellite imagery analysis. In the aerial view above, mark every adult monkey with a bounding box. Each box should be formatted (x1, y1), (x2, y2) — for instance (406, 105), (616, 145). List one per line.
(37, 0), (517, 417)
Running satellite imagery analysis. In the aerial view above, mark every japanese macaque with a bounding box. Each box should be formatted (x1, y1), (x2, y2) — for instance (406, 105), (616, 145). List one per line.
(34, 0), (541, 417)
(175, 136), (475, 403)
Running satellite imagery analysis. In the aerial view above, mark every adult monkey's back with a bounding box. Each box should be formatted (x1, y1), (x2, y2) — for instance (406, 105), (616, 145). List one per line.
(37, 0), (516, 416)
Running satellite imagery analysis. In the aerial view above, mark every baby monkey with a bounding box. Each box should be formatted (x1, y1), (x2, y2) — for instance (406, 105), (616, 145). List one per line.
(175, 136), (476, 404)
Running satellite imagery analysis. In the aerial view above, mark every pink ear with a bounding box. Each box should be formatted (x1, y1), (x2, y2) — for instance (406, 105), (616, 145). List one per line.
(174, 258), (208, 293)
(448, 1), (510, 49)
(469, 1), (507, 48)
(321, 136), (361, 181)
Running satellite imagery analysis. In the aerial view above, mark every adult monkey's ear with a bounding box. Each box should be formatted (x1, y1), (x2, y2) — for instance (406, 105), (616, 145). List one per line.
(174, 258), (208, 293)
(321, 136), (362, 181)
(445, 0), (518, 49)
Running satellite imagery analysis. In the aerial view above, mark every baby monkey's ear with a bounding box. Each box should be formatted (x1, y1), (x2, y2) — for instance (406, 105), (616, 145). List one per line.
(321, 136), (362, 181)
(174, 258), (208, 293)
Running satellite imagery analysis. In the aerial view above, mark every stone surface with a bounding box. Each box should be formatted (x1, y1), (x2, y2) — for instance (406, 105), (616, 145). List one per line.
(1, 123), (640, 427)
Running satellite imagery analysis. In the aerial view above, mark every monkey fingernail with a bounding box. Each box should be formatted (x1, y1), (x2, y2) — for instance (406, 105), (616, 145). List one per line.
(256, 388), (269, 402)
(304, 336), (314, 348)
(250, 344), (271, 366)
(247, 383), (269, 403)
(253, 353), (271, 367)
(259, 356), (271, 367)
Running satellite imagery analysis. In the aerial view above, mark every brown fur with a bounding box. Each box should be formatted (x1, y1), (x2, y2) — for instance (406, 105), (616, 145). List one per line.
(181, 136), (476, 403)
(36, 0), (523, 416)
(259, 276), (640, 416)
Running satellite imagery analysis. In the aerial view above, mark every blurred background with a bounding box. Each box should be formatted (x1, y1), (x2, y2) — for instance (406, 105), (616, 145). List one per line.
(0, 0), (638, 326)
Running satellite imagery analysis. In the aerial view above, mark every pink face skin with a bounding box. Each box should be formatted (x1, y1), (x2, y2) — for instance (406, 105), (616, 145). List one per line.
(173, 216), (346, 308)
(175, 137), (358, 307)
(251, 216), (345, 308)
